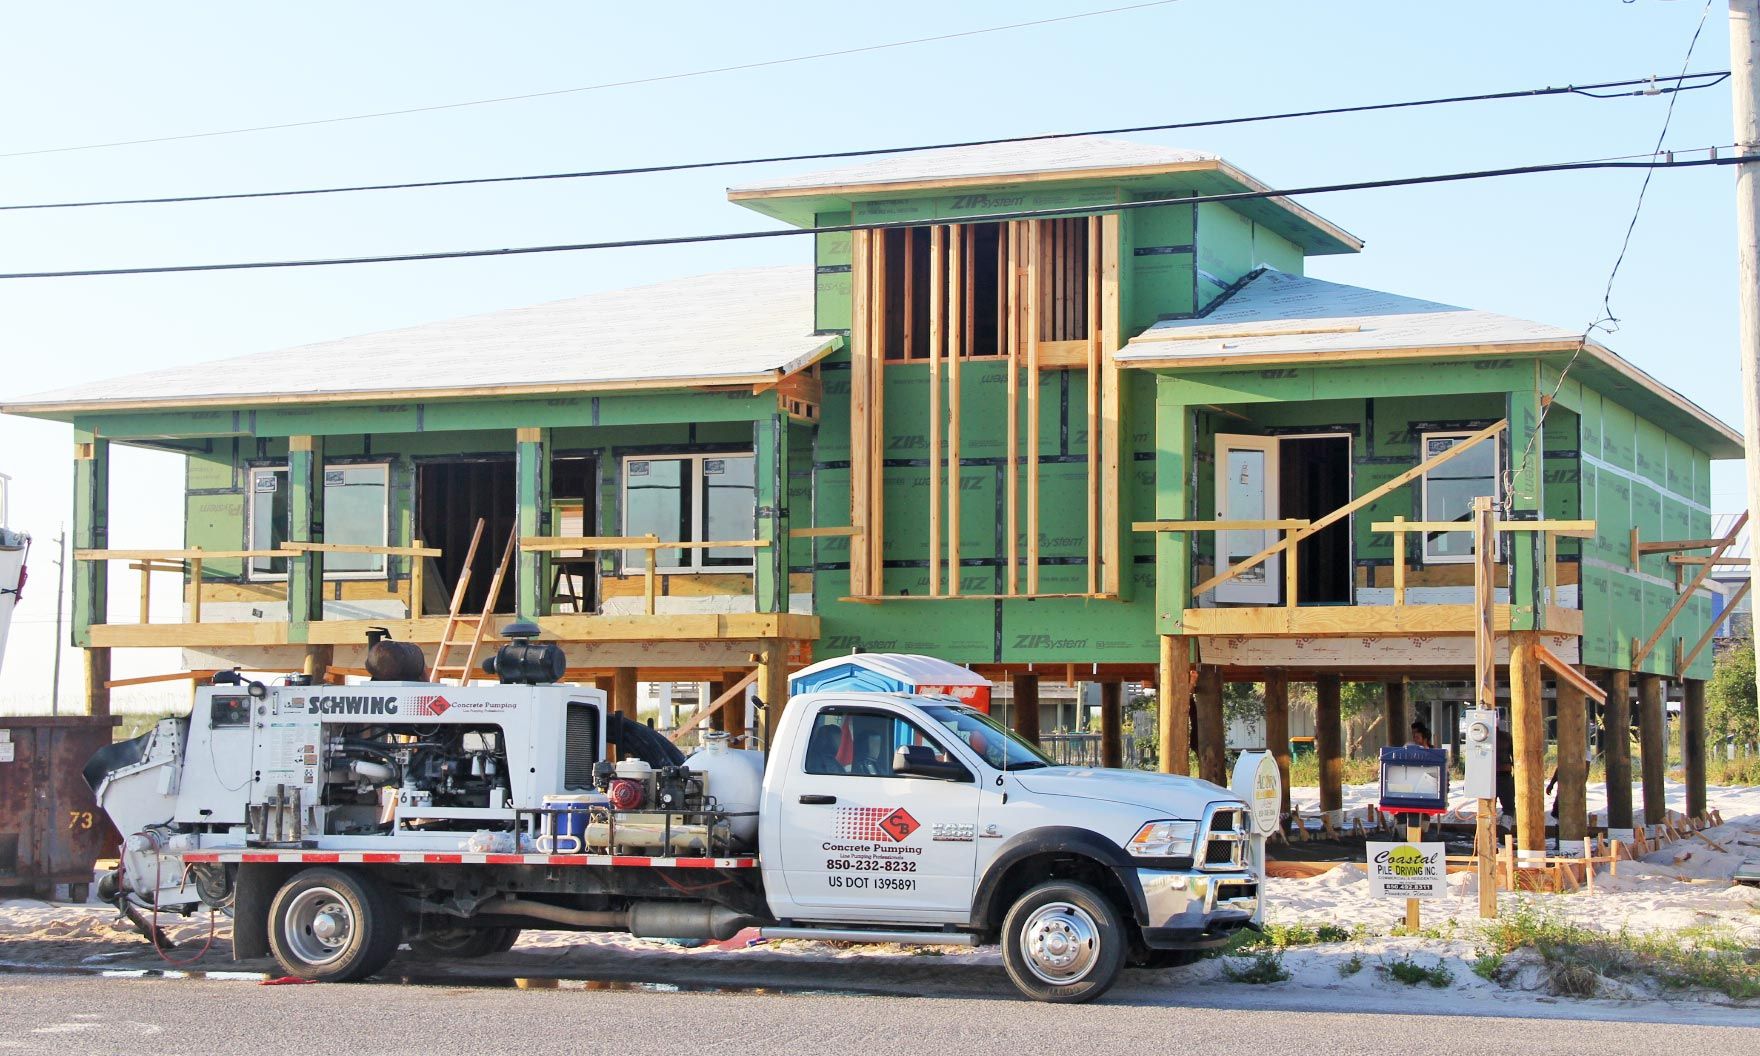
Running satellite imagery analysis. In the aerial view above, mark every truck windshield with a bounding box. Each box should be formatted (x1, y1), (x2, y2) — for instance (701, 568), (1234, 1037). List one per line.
(919, 704), (1056, 772)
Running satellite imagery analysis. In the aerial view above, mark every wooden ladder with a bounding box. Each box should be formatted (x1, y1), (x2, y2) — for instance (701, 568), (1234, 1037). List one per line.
(429, 520), (517, 685)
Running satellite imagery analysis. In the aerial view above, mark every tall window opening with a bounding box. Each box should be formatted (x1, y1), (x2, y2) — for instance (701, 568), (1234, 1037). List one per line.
(879, 222), (1009, 361)
(1421, 431), (1501, 563)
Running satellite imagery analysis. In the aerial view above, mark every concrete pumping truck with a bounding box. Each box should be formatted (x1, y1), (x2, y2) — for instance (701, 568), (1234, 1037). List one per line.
(85, 625), (1262, 1002)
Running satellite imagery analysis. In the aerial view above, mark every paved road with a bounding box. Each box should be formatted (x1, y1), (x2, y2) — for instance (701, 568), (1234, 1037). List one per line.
(2, 972), (1757, 1056)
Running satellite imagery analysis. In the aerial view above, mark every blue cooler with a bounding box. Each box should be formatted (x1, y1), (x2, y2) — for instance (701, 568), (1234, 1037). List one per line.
(541, 792), (607, 853)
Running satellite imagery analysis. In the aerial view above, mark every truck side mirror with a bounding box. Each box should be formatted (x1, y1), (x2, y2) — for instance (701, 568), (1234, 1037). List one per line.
(894, 744), (970, 782)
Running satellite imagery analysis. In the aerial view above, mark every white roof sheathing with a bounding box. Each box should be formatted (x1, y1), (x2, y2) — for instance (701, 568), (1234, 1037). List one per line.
(6, 266), (834, 412)
(730, 138), (1220, 195)
(1712, 513), (1751, 566)
(1117, 269), (1583, 362)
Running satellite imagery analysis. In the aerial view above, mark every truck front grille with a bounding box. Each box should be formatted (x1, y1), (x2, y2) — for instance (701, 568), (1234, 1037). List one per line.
(1201, 807), (1248, 870)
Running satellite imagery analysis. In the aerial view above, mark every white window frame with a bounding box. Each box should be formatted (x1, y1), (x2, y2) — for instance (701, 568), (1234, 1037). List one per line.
(1419, 431), (1500, 565)
(619, 452), (755, 574)
(246, 462), (391, 581)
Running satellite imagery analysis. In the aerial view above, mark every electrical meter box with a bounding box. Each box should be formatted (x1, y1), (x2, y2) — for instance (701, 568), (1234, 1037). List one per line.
(1461, 707), (1498, 800)
(1377, 745), (1450, 815)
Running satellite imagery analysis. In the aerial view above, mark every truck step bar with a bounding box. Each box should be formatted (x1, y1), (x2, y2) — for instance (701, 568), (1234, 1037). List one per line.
(760, 927), (979, 946)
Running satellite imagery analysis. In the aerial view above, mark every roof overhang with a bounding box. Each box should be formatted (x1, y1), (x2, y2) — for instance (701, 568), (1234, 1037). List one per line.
(729, 158), (1363, 257)
(1, 335), (844, 423)
(1118, 337), (1743, 460)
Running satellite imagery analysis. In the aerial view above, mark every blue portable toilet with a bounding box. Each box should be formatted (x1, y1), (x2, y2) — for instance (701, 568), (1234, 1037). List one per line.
(788, 653), (993, 713)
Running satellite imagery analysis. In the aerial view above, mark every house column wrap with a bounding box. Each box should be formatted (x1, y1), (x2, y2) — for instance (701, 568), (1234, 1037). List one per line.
(515, 427), (552, 619)
(72, 432), (108, 645)
(1153, 376), (1190, 634)
(754, 413), (790, 614)
(1507, 381), (1544, 631)
(287, 435), (324, 637)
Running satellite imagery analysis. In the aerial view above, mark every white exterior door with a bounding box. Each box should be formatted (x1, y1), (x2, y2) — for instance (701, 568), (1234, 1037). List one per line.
(775, 706), (982, 923)
(1214, 434), (1281, 605)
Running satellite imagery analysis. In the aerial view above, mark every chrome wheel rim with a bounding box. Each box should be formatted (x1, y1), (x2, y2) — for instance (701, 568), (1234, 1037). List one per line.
(1020, 901), (1099, 985)
(284, 886), (354, 966)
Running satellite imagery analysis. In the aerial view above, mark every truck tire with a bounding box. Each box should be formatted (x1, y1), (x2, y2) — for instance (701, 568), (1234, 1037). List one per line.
(407, 925), (520, 960)
(1000, 880), (1126, 1003)
(267, 867), (403, 982)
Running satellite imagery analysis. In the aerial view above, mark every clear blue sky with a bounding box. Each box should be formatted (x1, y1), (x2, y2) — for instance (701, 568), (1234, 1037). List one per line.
(0, 0), (1746, 709)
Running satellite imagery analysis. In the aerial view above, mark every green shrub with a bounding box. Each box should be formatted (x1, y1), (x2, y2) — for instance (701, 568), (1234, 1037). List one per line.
(1223, 950), (1291, 984)
(1384, 955), (1454, 988)
(1470, 952), (1507, 984)
(1339, 954), (1365, 978)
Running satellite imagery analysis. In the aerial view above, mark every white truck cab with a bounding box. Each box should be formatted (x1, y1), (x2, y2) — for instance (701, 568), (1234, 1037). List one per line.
(87, 640), (1260, 1004)
(758, 690), (1259, 1000)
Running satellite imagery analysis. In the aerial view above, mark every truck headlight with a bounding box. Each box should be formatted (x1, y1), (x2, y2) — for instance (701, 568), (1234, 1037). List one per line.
(1127, 820), (1198, 858)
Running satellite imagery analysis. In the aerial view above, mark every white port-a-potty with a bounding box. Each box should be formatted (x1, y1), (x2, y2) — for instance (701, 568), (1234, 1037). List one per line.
(788, 653), (993, 713)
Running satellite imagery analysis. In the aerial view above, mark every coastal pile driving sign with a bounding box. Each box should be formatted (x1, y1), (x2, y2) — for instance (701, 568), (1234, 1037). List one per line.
(1365, 841), (1447, 900)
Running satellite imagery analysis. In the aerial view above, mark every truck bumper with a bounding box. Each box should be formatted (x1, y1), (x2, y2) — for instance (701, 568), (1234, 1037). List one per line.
(1133, 868), (1258, 949)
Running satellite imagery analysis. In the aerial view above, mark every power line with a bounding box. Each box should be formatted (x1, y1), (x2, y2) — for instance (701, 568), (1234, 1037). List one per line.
(0, 151), (1740, 281)
(0, 71), (1731, 213)
(0, 0), (1183, 160)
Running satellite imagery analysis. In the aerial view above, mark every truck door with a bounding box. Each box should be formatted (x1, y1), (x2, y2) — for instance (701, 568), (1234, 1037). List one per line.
(777, 705), (981, 922)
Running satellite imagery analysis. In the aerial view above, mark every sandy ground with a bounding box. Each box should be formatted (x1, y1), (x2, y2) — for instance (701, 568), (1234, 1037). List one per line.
(3, 783), (1757, 1015)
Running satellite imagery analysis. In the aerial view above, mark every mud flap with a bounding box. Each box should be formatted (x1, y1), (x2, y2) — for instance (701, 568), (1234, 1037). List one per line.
(233, 864), (295, 960)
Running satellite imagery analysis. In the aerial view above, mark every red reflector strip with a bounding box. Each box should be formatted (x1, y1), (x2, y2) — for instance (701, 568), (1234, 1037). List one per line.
(163, 849), (758, 868)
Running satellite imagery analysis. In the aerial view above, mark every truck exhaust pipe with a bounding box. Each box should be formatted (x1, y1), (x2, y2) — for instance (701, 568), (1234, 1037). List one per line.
(477, 897), (754, 941)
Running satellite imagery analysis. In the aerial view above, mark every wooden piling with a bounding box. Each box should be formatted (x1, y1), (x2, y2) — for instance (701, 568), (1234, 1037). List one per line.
(1638, 673), (1667, 832)
(1316, 674), (1343, 825)
(1158, 635), (1192, 775)
(1263, 669), (1291, 817)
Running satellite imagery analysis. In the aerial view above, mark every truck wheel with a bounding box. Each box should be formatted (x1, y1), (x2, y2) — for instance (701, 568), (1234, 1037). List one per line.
(408, 925), (520, 959)
(267, 868), (403, 982)
(1001, 881), (1126, 1003)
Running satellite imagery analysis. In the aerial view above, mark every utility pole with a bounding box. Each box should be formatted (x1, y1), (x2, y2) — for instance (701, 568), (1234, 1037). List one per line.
(50, 525), (65, 716)
(1733, 0), (1760, 732)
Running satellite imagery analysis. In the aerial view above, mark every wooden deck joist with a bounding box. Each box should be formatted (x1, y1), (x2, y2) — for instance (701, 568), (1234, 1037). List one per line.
(1179, 604), (1583, 638)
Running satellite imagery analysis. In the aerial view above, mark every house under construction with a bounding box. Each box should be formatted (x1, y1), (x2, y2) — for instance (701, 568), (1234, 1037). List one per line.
(3, 139), (1741, 861)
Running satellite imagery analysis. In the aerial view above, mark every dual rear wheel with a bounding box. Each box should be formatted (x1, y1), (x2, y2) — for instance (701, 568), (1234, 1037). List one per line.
(267, 868), (404, 982)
